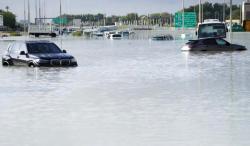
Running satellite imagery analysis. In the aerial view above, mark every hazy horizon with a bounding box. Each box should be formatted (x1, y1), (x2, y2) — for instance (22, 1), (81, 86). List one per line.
(0, 0), (243, 21)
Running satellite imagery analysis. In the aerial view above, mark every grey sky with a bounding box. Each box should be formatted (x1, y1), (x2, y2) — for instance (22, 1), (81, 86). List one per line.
(0, 0), (243, 21)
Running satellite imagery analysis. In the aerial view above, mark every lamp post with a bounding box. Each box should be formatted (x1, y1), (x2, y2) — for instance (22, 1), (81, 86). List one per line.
(223, 0), (225, 22)
(28, 0), (30, 29)
(24, 0), (26, 33)
(182, 0), (185, 31)
(199, 0), (202, 23)
(59, 0), (62, 35)
(230, 0), (232, 42)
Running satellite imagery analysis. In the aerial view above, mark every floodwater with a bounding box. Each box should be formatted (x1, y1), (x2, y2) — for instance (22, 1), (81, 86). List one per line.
(0, 34), (250, 146)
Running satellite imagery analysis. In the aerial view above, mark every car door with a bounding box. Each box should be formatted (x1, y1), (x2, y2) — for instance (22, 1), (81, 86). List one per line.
(9, 43), (21, 65)
(201, 39), (220, 51)
(215, 38), (231, 51)
(17, 43), (29, 66)
(2, 44), (13, 61)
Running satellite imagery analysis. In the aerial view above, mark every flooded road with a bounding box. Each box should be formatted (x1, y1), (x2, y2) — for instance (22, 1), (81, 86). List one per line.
(0, 35), (250, 146)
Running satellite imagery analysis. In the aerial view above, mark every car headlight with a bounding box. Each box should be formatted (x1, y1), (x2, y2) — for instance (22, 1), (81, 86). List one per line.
(34, 59), (48, 63)
(70, 58), (77, 62)
(181, 45), (191, 51)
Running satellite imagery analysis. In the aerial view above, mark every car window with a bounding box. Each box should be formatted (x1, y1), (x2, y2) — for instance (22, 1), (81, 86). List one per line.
(202, 39), (217, 45)
(216, 39), (228, 46)
(7, 43), (13, 53)
(19, 43), (27, 52)
(27, 43), (62, 54)
(10, 43), (20, 55)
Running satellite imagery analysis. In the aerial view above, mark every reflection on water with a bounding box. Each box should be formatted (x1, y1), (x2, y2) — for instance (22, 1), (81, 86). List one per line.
(0, 35), (250, 146)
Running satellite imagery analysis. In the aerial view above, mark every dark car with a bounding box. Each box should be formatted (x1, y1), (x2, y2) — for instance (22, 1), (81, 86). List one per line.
(2, 40), (78, 67)
(181, 38), (247, 51)
(152, 34), (174, 41)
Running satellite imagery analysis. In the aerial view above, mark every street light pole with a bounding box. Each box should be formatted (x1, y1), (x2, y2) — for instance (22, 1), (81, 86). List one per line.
(28, 0), (30, 32)
(24, 0), (26, 33)
(182, 0), (185, 31)
(223, 0), (225, 22)
(199, 0), (201, 23)
(59, 0), (62, 35)
(230, 0), (232, 42)
(202, 2), (204, 22)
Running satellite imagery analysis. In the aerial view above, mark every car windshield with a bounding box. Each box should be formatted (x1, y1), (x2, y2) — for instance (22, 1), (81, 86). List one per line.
(198, 23), (226, 38)
(27, 43), (62, 54)
(202, 39), (217, 45)
(216, 39), (228, 45)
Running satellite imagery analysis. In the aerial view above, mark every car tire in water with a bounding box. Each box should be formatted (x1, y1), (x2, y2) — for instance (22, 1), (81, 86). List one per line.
(2, 59), (11, 66)
(28, 62), (36, 68)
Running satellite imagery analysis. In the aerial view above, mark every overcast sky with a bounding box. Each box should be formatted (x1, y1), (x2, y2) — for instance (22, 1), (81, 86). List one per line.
(0, 0), (243, 21)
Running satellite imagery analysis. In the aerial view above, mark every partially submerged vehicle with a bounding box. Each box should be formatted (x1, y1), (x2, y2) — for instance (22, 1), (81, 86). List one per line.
(152, 34), (174, 41)
(110, 34), (122, 40)
(181, 38), (247, 51)
(196, 19), (228, 39)
(2, 40), (78, 67)
(104, 31), (116, 39)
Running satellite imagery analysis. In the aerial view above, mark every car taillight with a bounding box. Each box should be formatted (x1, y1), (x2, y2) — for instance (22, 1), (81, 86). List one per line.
(188, 44), (195, 48)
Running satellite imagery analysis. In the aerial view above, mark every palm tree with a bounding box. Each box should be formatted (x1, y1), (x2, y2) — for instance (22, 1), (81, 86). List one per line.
(5, 6), (9, 12)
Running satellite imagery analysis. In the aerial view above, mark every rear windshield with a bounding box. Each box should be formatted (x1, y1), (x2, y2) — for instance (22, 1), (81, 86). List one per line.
(198, 23), (226, 38)
(27, 43), (62, 54)
(202, 39), (217, 45)
(113, 34), (121, 37)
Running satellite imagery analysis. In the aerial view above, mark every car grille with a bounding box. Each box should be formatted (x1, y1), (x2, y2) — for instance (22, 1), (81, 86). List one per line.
(50, 59), (70, 66)
(61, 59), (71, 66)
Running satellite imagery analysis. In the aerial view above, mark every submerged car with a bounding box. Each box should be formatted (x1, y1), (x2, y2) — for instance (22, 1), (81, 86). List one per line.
(2, 40), (78, 67)
(181, 38), (247, 51)
(152, 34), (174, 41)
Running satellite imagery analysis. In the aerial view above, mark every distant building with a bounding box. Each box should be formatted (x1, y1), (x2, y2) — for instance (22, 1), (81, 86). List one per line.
(19, 20), (29, 25)
(242, 0), (250, 21)
(226, 19), (241, 24)
(243, 0), (250, 31)
(0, 15), (3, 26)
(73, 19), (81, 27)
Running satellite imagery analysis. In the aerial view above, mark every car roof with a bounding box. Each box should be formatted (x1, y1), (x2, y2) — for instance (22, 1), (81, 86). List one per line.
(198, 22), (225, 25)
(12, 40), (53, 44)
(25, 40), (53, 44)
(187, 38), (227, 44)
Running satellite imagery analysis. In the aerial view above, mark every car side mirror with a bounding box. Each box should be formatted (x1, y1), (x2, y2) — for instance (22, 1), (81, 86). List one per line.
(20, 51), (26, 55)
(62, 50), (67, 53)
(195, 31), (197, 36)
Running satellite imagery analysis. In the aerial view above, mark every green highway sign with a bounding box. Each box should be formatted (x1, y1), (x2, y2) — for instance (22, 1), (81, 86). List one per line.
(52, 17), (68, 25)
(174, 12), (197, 28)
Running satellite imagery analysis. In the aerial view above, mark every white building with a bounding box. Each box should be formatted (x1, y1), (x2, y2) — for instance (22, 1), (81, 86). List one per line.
(73, 19), (81, 27)
(0, 15), (3, 26)
(242, 0), (250, 21)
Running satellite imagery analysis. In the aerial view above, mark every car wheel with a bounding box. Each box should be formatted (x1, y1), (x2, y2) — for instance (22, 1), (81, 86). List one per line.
(2, 59), (11, 66)
(28, 62), (36, 68)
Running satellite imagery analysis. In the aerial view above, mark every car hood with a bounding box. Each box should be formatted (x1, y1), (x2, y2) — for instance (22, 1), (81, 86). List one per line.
(30, 53), (74, 60)
(231, 44), (247, 50)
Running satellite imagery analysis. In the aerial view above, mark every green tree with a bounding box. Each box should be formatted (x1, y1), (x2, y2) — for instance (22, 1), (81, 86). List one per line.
(0, 10), (16, 29)
(184, 2), (240, 21)
(126, 13), (139, 21)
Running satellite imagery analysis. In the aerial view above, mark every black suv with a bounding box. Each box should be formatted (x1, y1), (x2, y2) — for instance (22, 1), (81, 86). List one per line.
(2, 40), (78, 67)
